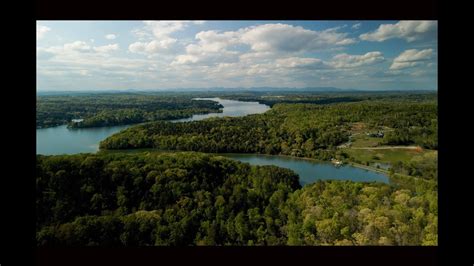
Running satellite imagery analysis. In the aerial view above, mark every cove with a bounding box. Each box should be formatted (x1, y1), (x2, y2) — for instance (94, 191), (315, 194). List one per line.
(218, 153), (390, 185)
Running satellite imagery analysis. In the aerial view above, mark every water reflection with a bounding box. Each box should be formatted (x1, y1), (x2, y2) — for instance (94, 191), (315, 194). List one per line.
(219, 153), (390, 185)
(36, 125), (131, 155)
(171, 98), (270, 122)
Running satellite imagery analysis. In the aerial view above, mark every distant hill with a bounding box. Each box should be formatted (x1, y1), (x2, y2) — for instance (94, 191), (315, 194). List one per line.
(37, 87), (436, 96)
(163, 87), (359, 92)
(37, 87), (358, 95)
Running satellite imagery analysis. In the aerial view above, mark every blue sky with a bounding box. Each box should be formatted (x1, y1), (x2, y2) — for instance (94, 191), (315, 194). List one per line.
(37, 20), (437, 91)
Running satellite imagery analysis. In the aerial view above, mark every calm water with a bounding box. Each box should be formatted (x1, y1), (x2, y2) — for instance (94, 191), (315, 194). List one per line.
(36, 125), (131, 155)
(171, 98), (270, 122)
(36, 98), (388, 185)
(219, 153), (389, 185)
(36, 98), (270, 155)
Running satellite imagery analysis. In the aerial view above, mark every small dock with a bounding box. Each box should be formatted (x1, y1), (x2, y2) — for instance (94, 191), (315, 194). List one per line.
(331, 158), (343, 167)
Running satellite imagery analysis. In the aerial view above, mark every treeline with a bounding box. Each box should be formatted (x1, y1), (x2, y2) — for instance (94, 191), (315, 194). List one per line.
(220, 91), (437, 107)
(224, 95), (363, 107)
(100, 100), (438, 158)
(36, 152), (437, 246)
(36, 94), (222, 129)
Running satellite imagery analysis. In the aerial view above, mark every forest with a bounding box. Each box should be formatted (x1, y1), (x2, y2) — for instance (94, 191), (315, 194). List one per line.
(218, 90), (437, 107)
(36, 93), (222, 129)
(36, 152), (437, 246)
(36, 91), (438, 246)
(100, 98), (438, 161)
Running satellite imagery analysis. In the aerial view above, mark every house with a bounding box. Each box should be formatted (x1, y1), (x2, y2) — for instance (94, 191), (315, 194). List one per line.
(71, 119), (84, 123)
(367, 131), (384, 138)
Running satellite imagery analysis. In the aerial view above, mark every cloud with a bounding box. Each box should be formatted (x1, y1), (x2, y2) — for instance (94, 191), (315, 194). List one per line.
(268, 51), (383, 70)
(63, 41), (92, 52)
(129, 42), (149, 53)
(143, 21), (186, 40)
(171, 30), (240, 65)
(37, 43), (156, 81)
(352, 23), (362, 29)
(38, 21), (437, 90)
(240, 23), (357, 52)
(129, 21), (206, 54)
(329, 51), (384, 68)
(129, 39), (177, 54)
(390, 48), (434, 70)
(192, 30), (240, 53)
(172, 54), (199, 65)
(360, 21), (437, 42)
(172, 23), (357, 66)
(275, 57), (329, 69)
(93, 44), (119, 53)
(38, 41), (124, 65)
(172, 50), (239, 66)
(105, 34), (117, 40)
(37, 25), (51, 40)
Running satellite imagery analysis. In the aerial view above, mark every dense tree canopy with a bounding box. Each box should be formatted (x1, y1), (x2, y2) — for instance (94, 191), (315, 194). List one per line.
(36, 93), (222, 129)
(100, 99), (438, 158)
(219, 90), (436, 107)
(36, 152), (437, 246)
(285, 179), (437, 245)
(36, 152), (300, 246)
(36, 92), (437, 246)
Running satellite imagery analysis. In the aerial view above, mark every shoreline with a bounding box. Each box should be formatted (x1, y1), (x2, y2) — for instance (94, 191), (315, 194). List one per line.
(101, 148), (394, 177)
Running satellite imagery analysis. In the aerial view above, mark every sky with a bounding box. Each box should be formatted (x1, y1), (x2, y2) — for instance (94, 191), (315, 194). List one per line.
(36, 20), (438, 91)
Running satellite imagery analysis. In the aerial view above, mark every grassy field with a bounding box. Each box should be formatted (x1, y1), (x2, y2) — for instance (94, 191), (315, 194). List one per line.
(342, 147), (437, 166)
(350, 135), (383, 147)
(346, 122), (396, 148)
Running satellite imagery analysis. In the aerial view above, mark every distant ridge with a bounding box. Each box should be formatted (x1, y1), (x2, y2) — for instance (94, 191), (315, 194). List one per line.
(203, 87), (358, 92)
(37, 87), (356, 95)
(37, 87), (436, 96)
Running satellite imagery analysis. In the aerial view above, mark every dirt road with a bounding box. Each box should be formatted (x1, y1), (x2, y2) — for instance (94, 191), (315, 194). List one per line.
(350, 146), (420, 150)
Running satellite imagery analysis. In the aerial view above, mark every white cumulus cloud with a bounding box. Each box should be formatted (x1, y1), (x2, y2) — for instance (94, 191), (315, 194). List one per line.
(129, 39), (177, 54)
(37, 25), (51, 40)
(63, 41), (92, 52)
(171, 30), (240, 65)
(93, 44), (119, 53)
(105, 34), (117, 40)
(129, 21), (205, 54)
(172, 23), (357, 66)
(329, 51), (384, 68)
(275, 57), (329, 69)
(240, 23), (356, 52)
(352, 23), (362, 29)
(390, 48), (434, 70)
(360, 21), (437, 42)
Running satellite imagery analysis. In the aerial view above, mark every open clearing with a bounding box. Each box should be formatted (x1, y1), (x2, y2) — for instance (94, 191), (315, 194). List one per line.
(342, 147), (436, 166)
(350, 146), (420, 150)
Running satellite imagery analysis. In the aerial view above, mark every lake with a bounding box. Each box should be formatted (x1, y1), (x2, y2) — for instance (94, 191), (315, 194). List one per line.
(36, 97), (389, 185)
(219, 153), (389, 185)
(36, 125), (131, 155)
(36, 98), (270, 155)
(171, 98), (270, 122)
